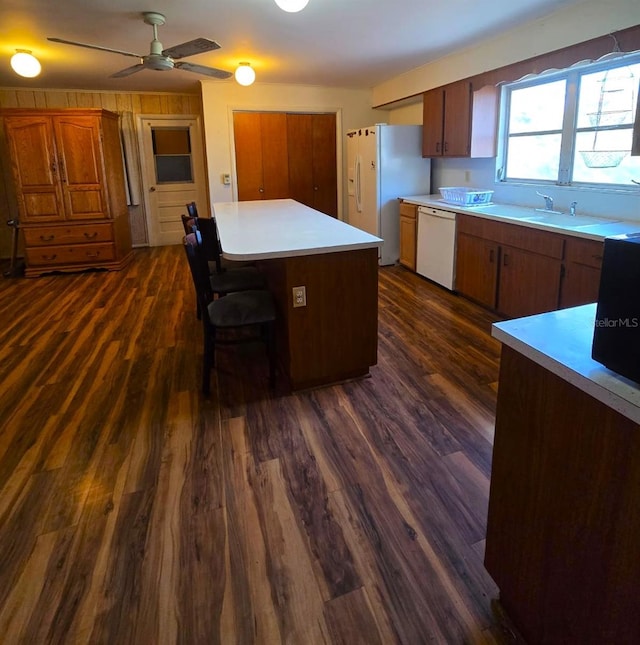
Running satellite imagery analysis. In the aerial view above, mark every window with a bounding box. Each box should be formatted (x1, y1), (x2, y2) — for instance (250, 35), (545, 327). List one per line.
(499, 54), (640, 188)
(151, 127), (193, 183)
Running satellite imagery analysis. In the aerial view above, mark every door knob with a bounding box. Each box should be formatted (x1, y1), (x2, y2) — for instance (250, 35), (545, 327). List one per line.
(150, 186), (156, 192)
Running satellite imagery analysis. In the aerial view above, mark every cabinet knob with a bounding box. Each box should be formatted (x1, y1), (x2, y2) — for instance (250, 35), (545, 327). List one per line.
(259, 187), (264, 193)
(150, 186), (156, 192)
(314, 186), (319, 191)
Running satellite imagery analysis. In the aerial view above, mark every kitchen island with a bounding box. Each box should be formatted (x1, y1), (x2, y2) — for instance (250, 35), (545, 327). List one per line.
(485, 304), (640, 643)
(214, 199), (383, 391)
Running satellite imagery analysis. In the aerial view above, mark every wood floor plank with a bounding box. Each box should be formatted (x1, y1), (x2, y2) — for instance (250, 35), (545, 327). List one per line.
(0, 248), (515, 644)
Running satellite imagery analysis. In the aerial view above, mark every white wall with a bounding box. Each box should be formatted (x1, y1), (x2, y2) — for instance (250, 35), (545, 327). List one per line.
(373, 0), (640, 107)
(200, 81), (388, 219)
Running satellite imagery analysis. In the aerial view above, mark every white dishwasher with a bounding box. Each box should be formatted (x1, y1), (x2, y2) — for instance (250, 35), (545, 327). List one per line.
(416, 206), (457, 290)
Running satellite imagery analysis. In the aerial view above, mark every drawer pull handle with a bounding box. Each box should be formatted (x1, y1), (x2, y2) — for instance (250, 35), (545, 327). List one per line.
(42, 254), (57, 261)
(592, 254), (602, 261)
(503, 253), (509, 266)
(40, 234), (55, 241)
(84, 232), (98, 239)
(489, 249), (495, 263)
(86, 252), (100, 258)
(436, 142), (441, 153)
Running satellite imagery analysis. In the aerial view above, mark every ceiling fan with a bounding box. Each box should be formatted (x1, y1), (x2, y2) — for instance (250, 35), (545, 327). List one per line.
(48, 12), (233, 79)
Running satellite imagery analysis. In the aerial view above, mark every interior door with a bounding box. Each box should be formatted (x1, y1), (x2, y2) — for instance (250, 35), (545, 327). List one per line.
(139, 117), (207, 246)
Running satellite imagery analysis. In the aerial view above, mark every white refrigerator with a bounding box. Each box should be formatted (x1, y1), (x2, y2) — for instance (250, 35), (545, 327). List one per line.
(347, 124), (431, 265)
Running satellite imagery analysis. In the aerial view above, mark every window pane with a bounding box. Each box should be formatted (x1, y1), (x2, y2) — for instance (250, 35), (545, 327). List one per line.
(155, 155), (193, 183)
(573, 129), (640, 184)
(506, 134), (561, 180)
(509, 80), (567, 133)
(152, 128), (191, 154)
(577, 63), (640, 128)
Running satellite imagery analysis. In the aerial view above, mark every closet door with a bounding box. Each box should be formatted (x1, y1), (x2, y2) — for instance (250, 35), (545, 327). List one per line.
(259, 112), (289, 200)
(234, 112), (264, 201)
(287, 113), (314, 207)
(311, 113), (337, 217)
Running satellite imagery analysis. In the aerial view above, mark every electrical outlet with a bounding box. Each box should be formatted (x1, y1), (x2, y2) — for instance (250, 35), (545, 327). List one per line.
(292, 285), (307, 308)
(222, 173), (231, 185)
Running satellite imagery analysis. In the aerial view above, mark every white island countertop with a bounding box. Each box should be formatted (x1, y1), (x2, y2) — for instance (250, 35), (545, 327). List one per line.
(492, 304), (640, 424)
(213, 199), (382, 261)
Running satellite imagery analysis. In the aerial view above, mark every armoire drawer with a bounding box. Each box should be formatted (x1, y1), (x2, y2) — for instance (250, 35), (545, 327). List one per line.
(26, 243), (116, 266)
(23, 223), (113, 247)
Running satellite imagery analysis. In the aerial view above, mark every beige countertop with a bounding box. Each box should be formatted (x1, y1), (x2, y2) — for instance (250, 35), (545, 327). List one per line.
(399, 194), (640, 241)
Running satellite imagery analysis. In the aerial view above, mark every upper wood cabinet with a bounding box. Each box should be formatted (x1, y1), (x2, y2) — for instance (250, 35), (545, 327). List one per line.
(287, 113), (337, 217)
(422, 82), (498, 158)
(1, 108), (132, 277)
(233, 112), (290, 201)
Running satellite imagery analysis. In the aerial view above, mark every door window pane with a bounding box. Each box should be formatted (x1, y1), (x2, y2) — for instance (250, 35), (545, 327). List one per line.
(152, 127), (193, 183)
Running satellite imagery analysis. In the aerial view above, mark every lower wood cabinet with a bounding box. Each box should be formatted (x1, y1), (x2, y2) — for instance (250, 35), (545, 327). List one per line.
(456, 214), (606, 318)
(455, 214), (564, 318)
(559, 236), (603, 309)
(398, 201), (418, 270)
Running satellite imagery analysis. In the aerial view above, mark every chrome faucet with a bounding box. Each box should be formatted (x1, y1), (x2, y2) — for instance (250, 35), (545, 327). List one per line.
(569, 201), (577, 216)
(536, 191), (554, 211)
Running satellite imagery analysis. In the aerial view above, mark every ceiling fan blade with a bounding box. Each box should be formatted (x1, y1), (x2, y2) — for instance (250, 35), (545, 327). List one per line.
(48, 37), (143, 59)
(162, 38), (222, 60)
(110, 63), (146, 78)
(174, 62), (232, 79)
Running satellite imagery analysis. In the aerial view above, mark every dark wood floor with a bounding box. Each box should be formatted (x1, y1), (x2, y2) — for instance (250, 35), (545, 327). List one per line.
(0, 245), (518, 644)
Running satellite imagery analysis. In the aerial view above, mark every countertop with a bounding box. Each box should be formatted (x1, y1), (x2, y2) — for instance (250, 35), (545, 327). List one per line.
(213, 199), (383, 261)
(492, 304), (640, 424)
(400, 194), (640, 241)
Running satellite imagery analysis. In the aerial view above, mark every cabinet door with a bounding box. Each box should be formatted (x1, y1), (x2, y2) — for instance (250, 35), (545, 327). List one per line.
(399, 215), (417, 270)
(498, 246), (562, 318)
(260, 112), (289, 200)
(53, 115), (108, 220)
(233, 112), (264, 200)
(443, 81), (472, 157)
(560, 263), (601, 309)
(4, 116), (65, 222)
(422, 88), (444, 157)
(311, 113), (337, 217)
(455, 232), (499, 308)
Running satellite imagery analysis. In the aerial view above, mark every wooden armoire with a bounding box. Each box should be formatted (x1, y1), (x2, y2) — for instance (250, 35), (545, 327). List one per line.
(233, 111), (338, 218)
(1, 108), (132, 277)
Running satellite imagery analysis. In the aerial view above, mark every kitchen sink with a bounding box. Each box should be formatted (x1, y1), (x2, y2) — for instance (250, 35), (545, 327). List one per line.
(523, 214), (614, 229)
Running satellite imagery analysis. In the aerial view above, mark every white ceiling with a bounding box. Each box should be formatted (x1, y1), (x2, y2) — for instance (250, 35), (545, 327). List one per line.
(1, 0), (583, 95)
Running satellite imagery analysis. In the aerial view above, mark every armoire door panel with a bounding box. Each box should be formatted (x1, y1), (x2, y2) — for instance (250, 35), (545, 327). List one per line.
(54, 116), (108, 220)
(4, 116), (64, 222)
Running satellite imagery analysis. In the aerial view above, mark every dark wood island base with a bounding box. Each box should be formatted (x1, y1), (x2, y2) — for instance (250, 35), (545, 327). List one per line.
(485, 345), (640, 644)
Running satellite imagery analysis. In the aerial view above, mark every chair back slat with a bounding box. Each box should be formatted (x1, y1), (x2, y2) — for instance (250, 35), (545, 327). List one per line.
(184, 234), (213, 313)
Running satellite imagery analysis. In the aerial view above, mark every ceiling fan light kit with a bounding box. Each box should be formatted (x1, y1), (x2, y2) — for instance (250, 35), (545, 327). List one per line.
(11, 50), (41, 78)
(235, 62), (256, 86)
(274, 0), (310, 12)
(48, 11), (233, 80)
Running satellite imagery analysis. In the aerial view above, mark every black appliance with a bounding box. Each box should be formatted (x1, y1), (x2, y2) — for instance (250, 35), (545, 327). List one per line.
(591, 233), (640, 384)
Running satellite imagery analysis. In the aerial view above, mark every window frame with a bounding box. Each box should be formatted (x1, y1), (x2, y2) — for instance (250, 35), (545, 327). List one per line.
(496, 52), (640, 191)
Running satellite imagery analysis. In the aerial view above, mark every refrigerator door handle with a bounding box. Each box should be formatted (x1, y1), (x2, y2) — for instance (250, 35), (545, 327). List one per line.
(355, 155), (362, 212)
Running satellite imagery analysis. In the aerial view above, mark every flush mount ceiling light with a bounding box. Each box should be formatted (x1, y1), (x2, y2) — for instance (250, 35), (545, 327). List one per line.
(10, 49), (41, 78)
(234, 62), (256, 86)
(274, 0), (309, 12)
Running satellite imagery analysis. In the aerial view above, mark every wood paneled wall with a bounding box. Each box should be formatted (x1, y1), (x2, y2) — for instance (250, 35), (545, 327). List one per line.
(0, 89), (203, 257)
